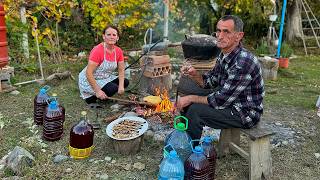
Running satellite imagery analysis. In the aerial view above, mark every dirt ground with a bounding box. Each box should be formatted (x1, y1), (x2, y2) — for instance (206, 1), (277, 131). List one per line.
(0, 76), (320, 179)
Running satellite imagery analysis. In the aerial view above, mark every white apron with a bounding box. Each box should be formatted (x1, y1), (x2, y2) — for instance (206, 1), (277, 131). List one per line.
(78, 44), (117, 99)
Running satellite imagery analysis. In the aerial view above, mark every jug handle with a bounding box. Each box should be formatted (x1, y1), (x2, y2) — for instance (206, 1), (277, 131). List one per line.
(174, 115), (188, 130)
(163, 144), (175, 157)
(46, 96), (57, 105)
(190, 139), (201, 152)
(42, 85), (51, 92)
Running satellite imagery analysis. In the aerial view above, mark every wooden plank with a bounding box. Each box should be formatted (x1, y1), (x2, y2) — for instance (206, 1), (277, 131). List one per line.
(218, 129), (232, 157)
(217, 128), (240, 157)
(189, 60), (216, 69)
(241, 125), (274, 141)
(107, 97), (155, 107)
(249, 137), (272, 180)
(229, 142), (249, 159)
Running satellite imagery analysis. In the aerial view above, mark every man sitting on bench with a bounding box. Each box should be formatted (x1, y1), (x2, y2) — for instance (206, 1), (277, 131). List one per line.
(176, 15), (264, 140)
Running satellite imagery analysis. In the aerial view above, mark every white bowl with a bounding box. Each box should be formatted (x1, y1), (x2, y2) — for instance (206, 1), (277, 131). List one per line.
(106, 116), (148, 141)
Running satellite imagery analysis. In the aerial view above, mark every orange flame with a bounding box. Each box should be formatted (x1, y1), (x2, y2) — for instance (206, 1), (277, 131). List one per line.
(155, 87), (173, 113)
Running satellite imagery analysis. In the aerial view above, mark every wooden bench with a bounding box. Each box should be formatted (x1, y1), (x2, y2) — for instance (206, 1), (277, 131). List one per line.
(217, 123), (275, 180)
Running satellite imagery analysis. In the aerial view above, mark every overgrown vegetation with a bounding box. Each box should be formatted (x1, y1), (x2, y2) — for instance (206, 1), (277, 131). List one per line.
(255, 40), (270, 56)
(280, 42), (294, 58)
(2, 0), (281, 65)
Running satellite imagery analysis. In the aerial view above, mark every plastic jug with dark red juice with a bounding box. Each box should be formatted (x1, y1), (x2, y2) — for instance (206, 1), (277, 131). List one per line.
(48, 94), (65, 120)
(184, 145), (210, 180)
(43, 98), (65, 141)
(202, 136), (217, 179)
(69, 111), (94, 159)
(165, 116), (192, 162)
(34, 86), (50, 125)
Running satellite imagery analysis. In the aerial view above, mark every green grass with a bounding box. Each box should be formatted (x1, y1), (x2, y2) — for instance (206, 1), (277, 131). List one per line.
(264, 56), (320, 109)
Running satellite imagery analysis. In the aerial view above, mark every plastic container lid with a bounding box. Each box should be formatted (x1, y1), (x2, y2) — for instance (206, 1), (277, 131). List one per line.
(203, 136), (213, 143)
(194, 146), (203, 153)
(40, 88), (46, 94)
(176, 122), (185, 131)
(169, 150), (178, 158)
(48, 100), (58, 110)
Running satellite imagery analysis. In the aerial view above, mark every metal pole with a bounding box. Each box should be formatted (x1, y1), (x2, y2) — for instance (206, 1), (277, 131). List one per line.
(35, 28), (44, 80)
(276, 0), (287, 58)
(163, 0), (169, 42)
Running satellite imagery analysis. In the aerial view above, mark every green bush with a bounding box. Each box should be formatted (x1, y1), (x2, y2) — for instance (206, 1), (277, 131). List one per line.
(59, 11), (96, 54)
(255, 40), (270, 55)
(6, 17), (33, 63)
(280, 42), (293, 58)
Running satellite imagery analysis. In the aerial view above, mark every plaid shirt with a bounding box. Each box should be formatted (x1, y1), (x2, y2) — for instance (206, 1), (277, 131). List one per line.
(202, 45), (264, 128)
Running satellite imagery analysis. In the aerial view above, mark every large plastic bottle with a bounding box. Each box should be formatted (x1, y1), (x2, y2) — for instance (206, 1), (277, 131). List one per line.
(34, 86), (50, 125)
(158, 150), (185, 180)
(184, 145), (211, 180)
(202, 136), (217, 180)
(69, 111), (94, 159)
(50, 93), (65, 121)
(165, 116), (192, 162)
(43, 98), (65, 141)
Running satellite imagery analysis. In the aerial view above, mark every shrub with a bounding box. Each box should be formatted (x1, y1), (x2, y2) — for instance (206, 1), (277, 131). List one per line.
(280, 42), (293, 58)
(255, 40), (270, 56)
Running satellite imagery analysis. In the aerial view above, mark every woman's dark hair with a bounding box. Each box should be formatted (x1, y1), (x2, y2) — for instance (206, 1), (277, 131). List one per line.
(103, 25), (120, 37)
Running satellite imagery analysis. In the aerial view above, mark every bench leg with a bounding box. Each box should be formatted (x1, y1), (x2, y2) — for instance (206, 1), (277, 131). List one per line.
(249, 137), (272, 180)
(218, 128), (240, 157)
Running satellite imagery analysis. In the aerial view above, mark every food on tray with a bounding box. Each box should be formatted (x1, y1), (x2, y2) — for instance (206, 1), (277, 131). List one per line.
(112, 119), (144, 139)
(143, 95), (162, 105)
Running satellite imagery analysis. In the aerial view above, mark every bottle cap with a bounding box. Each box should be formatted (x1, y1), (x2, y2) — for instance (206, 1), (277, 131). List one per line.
(81, 111), (87, 116)
(176, 122), (185, 131)
(40, 88), (46, 94)
(169, 150), (178, 158)
(49, 100), (58, 110)
(194, 146), (203, 153)
(203, 136), (213, 143)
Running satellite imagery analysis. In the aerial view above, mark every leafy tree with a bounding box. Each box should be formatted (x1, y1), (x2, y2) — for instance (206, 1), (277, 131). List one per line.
(3, 0), (78, 63)
(81, 0), (156, 32)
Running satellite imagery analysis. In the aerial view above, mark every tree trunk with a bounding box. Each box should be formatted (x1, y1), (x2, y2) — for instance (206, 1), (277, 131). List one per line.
(20, 5), (29, 60)
(286, 0), (302, 41)
(55, 22), (62, 62)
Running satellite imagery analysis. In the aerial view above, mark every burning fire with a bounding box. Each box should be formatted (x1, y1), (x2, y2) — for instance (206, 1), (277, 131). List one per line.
(135, 87), (176, 124)
(155, 87), (174, 113)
